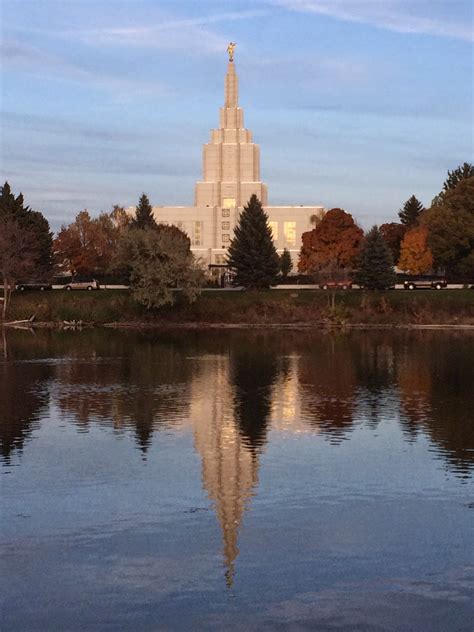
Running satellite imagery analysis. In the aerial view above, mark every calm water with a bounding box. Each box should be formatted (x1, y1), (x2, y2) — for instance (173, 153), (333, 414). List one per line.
(1, 328), (473, 631)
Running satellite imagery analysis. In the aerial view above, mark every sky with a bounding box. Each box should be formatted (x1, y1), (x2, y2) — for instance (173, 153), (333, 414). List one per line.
(1, 0), (473, 231)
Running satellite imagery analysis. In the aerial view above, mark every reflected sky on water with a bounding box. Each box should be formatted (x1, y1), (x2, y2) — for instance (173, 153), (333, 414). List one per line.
(1, 329), (473, 630)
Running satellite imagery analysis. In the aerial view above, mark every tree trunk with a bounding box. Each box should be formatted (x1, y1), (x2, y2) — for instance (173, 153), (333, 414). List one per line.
(2, 277), (9, 321)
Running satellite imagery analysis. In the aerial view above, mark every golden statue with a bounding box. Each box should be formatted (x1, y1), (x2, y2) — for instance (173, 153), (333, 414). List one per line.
(227, 42), (236, 62)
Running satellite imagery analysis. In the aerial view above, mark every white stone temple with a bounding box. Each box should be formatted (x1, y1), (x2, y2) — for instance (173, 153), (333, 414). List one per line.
(148, 50), (324, 269)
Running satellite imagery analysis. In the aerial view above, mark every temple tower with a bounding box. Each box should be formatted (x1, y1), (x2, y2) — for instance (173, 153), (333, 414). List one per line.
(195, 59), (268, 209)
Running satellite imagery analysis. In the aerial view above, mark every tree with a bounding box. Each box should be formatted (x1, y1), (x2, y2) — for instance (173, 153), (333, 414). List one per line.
(379, 222), (406, 266)
(298, 208), (363, 273)
(279, 248), (293, 277)
(398, 195), (424, 228)
(398, 225), (433, 274)
(354, 226), (396, 290)
(0, 219), (40, 319)
(309, 208), (325, 228)
(431, 162), (474, 208)
(227, 194), (280, 288)
(110, 204), (131, 230)
(54, 207), (129, 276)
(131, 193), (156, 229)
(0, 181), (53, 277)
(426, 176), (474, 278)
(115, 225), (204, 308)
(442, 162), (474, 193)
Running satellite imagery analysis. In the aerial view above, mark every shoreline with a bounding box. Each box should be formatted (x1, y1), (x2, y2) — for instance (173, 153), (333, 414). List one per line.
(3, 320), (474, 331)
(5, 290), (474, 331)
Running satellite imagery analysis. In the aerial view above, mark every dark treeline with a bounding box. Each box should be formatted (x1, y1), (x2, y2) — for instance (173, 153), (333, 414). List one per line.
(2, 161), (473, 318)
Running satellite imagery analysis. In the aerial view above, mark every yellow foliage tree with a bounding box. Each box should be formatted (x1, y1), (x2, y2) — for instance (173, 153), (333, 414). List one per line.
(398, 225), (433, 274)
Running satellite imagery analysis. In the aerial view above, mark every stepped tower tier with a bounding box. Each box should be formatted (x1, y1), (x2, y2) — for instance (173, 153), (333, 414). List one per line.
(195, 60), (268, 208)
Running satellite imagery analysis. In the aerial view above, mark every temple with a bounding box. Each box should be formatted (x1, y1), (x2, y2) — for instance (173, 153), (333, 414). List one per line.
(148, 51), (324, 268)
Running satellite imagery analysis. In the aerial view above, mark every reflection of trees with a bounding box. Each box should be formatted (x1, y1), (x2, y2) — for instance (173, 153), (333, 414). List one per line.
(397, 340), (432, 440)
(298, 335), (357, 443)
(0, 331), (52, 464)
(353, 335), (396, 426)
(230, 338), (280, 453)
(52, 331), (194, 454)
(396, 332), (474, 477)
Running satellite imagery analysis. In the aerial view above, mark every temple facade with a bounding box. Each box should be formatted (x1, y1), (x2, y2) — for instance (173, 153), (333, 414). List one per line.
(148, 54), (324, 267)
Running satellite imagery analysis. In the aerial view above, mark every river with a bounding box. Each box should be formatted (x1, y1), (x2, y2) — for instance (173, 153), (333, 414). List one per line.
(1, 328), (473, 630)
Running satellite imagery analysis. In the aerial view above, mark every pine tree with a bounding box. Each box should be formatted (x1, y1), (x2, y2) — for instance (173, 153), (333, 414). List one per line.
(442, 162), (474, 192)
(398, 195), (424, 227)
(132, 193), (156, 229)
(227, 194), (280, 288)
(279, 248), (293, 277)
(0, 181), (23, 219)
(427, 176), (474, 278)
(355, 226), (396, 290)
(0, 181), (53, 276)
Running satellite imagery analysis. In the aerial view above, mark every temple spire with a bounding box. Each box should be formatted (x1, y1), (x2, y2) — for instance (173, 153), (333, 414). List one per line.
(224, 60), (238, 108)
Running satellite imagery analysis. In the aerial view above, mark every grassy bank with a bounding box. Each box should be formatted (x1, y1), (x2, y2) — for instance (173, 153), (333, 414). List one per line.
(4, 289), (474, 327)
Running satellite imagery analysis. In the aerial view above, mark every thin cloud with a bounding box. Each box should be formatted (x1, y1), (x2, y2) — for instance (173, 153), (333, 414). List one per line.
(13, 9), (267, 54)
(1, 40), (169, 98)
(2, 111), (152, 143)
(273, 0), (473, 41)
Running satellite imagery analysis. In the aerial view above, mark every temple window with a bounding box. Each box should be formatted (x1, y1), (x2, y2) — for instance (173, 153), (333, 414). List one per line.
(268, 221), (278, 242)
(284, 221), (296, 246)
(192, 221), (203, 246)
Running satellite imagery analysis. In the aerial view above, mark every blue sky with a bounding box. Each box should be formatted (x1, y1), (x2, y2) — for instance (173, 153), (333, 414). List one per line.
(1, 0), (473, 230)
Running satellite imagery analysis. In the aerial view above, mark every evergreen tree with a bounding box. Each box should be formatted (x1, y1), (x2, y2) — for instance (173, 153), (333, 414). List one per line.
(427, 176), (474, 278)
(227, 194), (280, 288)
(279, 248), (293, 277)
(355, 226), (396, 290)
(398, 195), (424, 227)
(132, 193), (156, 229)
(0, 181), (53, 276)
(442, 162), (474, 192)
(0, 181), (25, 220)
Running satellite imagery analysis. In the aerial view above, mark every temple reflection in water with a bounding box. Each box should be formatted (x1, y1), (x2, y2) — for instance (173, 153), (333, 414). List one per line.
(1, 329), (473, 585)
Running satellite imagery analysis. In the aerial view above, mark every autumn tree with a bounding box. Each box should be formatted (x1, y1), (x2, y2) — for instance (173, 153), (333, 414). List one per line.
(354, 226), (396, 290)
(115, 225), (203, 308)
(398, 195), (424, 228)
(0, 219), (40, 319)
(398, 225), (433, 274)
(309, 208), (326, 228)
(54, 207), (129, 276)
(131, 193), (156, 229)
(279, 248), (293, 278)
(227, 194), (280, 289)
(110, 205), (131, 231)
(379, 222), (406, 266)
(298, 208), (363, 274)
(426, 176), (474, 278)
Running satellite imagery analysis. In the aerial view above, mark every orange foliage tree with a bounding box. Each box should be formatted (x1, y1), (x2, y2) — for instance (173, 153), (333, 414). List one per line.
(54, 208), (130, 276)
(398, 225), (433, 274)
(298, 208), (363, 273)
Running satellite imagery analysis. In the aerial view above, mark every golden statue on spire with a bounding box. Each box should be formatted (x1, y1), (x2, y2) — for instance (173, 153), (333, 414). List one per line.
(227, 42), (236, 62)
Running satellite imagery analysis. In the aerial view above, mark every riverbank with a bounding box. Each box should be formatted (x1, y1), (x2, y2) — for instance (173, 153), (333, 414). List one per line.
(3, 289), (474, 328)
